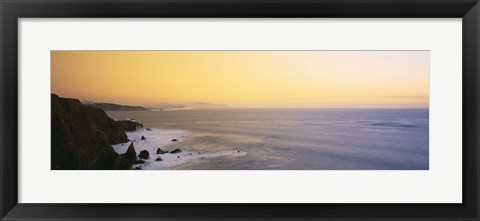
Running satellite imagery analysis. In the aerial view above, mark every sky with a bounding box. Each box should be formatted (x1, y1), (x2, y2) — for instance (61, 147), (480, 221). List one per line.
(51, 51), (429, 108)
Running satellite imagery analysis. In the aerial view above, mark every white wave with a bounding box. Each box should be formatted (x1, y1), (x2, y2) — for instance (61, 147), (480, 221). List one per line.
(111, 128), (246, 170)
(141, 149), (247, 170)
(111, 128), (187, 154)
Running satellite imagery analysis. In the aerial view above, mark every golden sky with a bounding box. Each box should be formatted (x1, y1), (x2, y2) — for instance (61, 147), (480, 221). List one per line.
(51, 51), (429, 108)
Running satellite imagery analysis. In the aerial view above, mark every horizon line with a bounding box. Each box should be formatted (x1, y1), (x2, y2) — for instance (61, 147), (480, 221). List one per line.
(52, 94), (429, 110)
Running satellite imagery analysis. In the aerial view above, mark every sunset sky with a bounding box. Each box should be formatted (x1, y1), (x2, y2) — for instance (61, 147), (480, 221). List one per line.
(51, 51), (429, 108)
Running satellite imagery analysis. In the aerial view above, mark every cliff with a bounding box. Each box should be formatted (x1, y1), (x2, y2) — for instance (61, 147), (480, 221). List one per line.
(51, 94), (131, 170)
(116, 120), (144, 132)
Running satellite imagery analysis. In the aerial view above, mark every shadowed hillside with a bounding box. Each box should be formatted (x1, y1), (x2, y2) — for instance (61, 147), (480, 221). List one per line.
(51, 94), (133, 170)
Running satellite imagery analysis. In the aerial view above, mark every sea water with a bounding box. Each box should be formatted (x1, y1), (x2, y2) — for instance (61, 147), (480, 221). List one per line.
(107, 109), (428, 170)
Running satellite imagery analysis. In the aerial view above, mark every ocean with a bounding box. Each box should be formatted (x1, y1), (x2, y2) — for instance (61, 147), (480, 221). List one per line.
(107, 108), (429, 170)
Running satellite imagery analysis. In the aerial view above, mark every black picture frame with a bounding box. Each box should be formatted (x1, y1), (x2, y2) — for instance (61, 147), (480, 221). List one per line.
(1, 0), (479, 220)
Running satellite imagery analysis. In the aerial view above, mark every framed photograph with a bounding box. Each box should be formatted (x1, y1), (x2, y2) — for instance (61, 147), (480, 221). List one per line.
(1, 0), (479, 220)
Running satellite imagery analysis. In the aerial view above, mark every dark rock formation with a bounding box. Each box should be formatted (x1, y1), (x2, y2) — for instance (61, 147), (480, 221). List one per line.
(171, 139), (179, 142)
(121, 143), (137, 162)
(138, 150), (150, 159)
(51, 94), (131, 170)
(113, 157), (131, 169)
(141, 135), (146, 140)
(170, 149), (182, 154)
(146, 128), (152, 131)
(155, 157), (163, 161)
(133, 160), (145, 164)
(115, 120), (144, 132)
(156, 148), (166, 154)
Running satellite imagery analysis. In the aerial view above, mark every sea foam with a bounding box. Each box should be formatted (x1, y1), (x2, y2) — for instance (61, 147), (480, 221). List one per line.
(111, 128), (246, 169)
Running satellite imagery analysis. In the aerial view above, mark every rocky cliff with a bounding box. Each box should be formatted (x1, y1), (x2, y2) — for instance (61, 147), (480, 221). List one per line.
(116, 120), (144, 132)
(51, 94), (131, 170)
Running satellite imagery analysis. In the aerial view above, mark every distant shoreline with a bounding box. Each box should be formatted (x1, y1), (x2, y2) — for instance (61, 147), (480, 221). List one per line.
(80, 99), (429, 112)
(104, 107), (430, 112)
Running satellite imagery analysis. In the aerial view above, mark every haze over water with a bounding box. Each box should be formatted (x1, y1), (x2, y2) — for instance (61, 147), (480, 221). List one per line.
(107, 108), (429, 170)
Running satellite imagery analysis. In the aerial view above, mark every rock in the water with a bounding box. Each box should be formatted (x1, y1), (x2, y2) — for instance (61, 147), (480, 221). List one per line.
(146, 128), (152, 131)
(113, 156), (131, 170)
(141, 135), (146, 140)
(138, 150), (150, 159)
(177, 156), (180, 159)
(171, 139), (179, 142)
(170, 149), (182, 154)
(121, 143), (137, 162)
(133, 160), (145, 164)
(155, 157), (163, 161)
(156, 148), (166, 154)
(133, 166), (142, 170)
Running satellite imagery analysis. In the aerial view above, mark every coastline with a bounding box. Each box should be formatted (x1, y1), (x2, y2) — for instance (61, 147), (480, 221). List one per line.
(52, 93), (428, 170)
(107, 108), (428, 170)
(111, 127), (247, 169)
